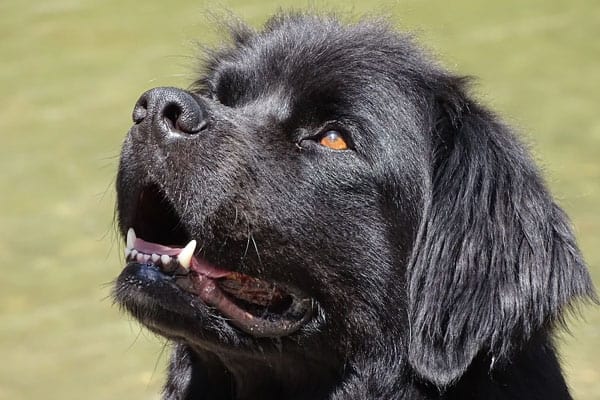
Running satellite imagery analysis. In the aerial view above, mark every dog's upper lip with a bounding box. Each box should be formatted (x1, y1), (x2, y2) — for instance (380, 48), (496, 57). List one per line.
(128, 234), (231, 278)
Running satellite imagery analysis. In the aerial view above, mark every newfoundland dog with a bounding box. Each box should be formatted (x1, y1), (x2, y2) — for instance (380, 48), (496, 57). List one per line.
(113, 13), (596, 399)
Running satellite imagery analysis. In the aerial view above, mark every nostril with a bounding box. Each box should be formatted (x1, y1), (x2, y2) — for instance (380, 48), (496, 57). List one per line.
(163, 103), (182, 131)
(132, 97), (148, 124)
(162, 101), (206, 135)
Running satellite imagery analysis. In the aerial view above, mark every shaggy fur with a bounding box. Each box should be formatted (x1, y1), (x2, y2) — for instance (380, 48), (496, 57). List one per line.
(114, 13), (596, 399)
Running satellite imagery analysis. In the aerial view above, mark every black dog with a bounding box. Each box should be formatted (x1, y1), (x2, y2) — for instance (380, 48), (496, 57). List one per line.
(114, 13), (596, 399)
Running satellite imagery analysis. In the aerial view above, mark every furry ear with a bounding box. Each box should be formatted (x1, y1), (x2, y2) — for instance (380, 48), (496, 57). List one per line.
(406, 85), (596, 387)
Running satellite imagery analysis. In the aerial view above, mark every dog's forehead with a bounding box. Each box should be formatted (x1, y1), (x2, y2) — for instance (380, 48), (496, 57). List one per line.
(215, 42), (357, 108)
(208, 18), (419, 115)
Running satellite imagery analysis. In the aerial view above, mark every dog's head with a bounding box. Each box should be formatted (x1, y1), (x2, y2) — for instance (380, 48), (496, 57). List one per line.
(114, 14), (595, 391)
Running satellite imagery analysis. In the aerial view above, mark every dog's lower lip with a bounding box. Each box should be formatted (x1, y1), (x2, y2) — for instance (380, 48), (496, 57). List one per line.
(123, 231), (313, 337)
(188, 273), (313, 337)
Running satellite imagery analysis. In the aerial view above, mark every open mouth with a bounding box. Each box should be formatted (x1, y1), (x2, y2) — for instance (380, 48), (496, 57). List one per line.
(122, 186), (313, 338)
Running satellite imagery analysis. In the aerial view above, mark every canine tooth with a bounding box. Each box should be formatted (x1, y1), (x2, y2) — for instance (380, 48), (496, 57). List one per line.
(151, 253), (160, 262)
(177, 240), (197, 269)
(127, 228), (136, 249)
(131, 249), (138, 258)
(160, 254), (171, 265)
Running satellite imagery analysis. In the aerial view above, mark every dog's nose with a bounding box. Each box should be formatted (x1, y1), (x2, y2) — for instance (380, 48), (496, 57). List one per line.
(132, 87), (207, 138)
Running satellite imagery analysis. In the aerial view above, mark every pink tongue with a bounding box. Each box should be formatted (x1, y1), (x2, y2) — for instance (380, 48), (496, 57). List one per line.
(133, 238), (231, 278)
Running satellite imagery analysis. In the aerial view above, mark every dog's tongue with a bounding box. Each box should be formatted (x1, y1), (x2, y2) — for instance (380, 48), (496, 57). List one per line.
(133, 237), (231, 278)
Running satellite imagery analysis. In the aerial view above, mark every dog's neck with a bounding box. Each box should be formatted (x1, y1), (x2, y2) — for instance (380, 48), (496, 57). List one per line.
(164, 343), (339, 400)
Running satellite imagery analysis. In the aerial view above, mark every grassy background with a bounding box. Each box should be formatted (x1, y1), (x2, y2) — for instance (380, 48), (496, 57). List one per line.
(0, 0), (598, 398)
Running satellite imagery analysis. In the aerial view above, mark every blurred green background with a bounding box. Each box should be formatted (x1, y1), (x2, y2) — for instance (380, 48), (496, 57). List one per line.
(1, 0), (598, 398)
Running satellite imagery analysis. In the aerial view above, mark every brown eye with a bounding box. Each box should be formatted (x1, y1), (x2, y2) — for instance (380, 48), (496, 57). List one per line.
(319, 130), (349, 150)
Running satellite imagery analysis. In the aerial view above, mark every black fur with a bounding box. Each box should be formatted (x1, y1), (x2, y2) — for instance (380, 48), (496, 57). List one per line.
(114, 13), (596, 399)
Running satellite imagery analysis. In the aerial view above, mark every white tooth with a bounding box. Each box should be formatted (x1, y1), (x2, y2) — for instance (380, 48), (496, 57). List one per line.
(151, 254), (160, 262)
(177, 240), (197, 269)
(143, 254), (151, 262)
(160, 254), (171, 265)
(125, 248), (131, 259)
(136, 253), (144, 262)
(131, 249), (138, 258)
(127, 228), (136, 249)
